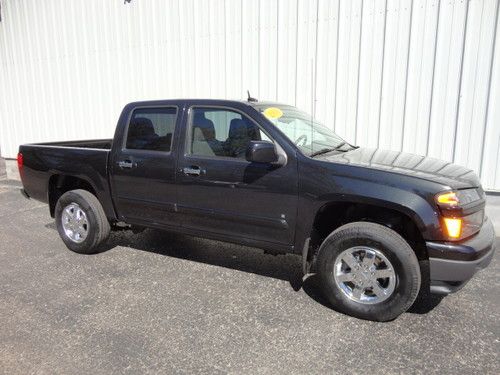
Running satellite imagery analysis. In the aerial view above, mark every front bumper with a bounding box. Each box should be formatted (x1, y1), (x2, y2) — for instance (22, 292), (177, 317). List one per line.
(426, 217), (496, 294)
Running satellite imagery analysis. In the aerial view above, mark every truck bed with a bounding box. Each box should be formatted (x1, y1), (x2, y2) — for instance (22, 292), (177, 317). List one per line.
(18, 139), (116, 219)
(32, 139), (113, 150)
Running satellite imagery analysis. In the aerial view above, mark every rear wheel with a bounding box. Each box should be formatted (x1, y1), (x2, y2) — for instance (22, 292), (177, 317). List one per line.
(55, 189), (110, 254)
(317, 222), (421, 321)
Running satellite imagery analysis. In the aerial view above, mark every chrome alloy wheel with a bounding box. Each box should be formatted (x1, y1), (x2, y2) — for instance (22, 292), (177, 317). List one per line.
(333, 246), (396, 304)
(61, 203), (89, 243)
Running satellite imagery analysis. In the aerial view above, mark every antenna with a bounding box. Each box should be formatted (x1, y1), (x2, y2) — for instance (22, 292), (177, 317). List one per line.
(247, 90), (258, 102)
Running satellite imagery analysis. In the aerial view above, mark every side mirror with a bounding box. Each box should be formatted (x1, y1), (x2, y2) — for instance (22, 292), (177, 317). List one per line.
(246, 141), (279, 164)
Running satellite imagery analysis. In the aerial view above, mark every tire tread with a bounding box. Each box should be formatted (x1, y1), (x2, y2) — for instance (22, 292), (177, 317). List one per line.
(55, 189), (110, 254)
(317, 221), (421, 321)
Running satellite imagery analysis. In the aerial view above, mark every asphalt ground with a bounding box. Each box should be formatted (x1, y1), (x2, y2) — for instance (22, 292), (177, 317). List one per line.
(0, 180), (499, 374)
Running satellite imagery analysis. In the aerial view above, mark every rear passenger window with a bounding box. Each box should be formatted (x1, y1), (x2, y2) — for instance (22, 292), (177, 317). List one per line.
(126, 107), (177, 151)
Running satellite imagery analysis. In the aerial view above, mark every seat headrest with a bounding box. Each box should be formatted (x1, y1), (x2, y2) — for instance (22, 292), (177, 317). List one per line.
(194, 111), (207, 123)
(130, 117), (156, 137)
(229, 119), (249, 139)
(193, 114), (216, 141)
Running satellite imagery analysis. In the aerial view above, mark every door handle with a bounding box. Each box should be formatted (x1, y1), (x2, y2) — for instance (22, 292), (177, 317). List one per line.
(118, 160), (137, 169)
(183, 166), (203, 176)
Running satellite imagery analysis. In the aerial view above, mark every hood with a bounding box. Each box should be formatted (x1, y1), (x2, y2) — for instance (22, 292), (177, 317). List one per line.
(316, 147), (480, 189)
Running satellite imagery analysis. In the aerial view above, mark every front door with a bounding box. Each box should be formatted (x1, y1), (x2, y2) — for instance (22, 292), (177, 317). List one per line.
(110, 105), (181, 227)
(176, 105), (298, 246)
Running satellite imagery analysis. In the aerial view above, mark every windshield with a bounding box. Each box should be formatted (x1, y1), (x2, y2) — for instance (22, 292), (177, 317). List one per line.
(255, 104), (352, 156)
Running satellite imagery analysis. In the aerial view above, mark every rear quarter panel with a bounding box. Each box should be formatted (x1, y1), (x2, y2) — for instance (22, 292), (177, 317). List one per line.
(19, 145), (116, 219)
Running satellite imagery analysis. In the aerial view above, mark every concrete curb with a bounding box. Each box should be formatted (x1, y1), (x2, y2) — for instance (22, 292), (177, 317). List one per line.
(0, 157), (6, 180)
(4, 159), (20, 181)
(486, 195), (500, 235)
(0, 179), (22, 189)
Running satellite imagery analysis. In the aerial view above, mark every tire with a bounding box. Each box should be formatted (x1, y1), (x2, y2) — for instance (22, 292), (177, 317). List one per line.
(317, 222), (421, 322)
(55, 189), (111, 254)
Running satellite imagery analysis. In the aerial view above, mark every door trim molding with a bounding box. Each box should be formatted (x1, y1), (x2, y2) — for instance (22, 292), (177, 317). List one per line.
(177, 204), (289, 230)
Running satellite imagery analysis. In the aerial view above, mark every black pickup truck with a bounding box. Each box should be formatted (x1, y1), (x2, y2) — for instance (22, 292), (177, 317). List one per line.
(18, 99), (496, 321)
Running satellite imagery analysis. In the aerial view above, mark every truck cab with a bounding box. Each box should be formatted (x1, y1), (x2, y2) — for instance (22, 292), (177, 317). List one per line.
(107, 100), (299, 251)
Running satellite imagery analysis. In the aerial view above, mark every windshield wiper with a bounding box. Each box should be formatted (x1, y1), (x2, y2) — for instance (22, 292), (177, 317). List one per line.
(310, 142), (349, 158)
(309, 147), (339, 158)
(332, 142), (348, 151)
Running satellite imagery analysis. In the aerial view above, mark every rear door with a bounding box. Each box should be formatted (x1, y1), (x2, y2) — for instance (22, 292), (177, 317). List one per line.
(110, 105), (181, 227)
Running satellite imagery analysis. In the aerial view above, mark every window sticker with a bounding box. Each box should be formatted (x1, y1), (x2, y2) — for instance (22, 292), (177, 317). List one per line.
(263, 107), (283, 120)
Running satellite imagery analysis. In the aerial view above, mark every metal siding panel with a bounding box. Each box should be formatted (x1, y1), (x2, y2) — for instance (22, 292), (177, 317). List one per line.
(30, 0), (50, 144)
(294, 0), (318, 112)
(402, 0), (440, 155)
(0, 9), (6, 155)
(12, 1), (32, 145)
(225, 0), (243, 99)
(241, 0), (260, 97)
(166, 0), (183, 98)
(102, 0), (125, 130)
(179, 0), (196, 96)
(335, 0), (363, 142)
(378, 0), (413, 151)
(276, 0), (298, 105)
(55, 0), (75, 140)
(455, 0), (498, 174)
(258, 0), (279, 100)
(0, 2), (10, 157)
(356, 0), (387, 147)
(480, 0), (500, 190)
(208, 0), (227, 98)
(0, 0), (499, 190)
(3, 0), (22, 158)
(427, 0), (468, 161)
(315, 0), (340, 129)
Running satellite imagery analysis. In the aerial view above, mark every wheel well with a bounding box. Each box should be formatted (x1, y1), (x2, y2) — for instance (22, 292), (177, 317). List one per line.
(48, 175), (97, 217)
(310, 202), (428, 261)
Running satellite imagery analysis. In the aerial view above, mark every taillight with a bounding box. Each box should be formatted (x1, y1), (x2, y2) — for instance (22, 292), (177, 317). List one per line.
(17, 152), (23, 170)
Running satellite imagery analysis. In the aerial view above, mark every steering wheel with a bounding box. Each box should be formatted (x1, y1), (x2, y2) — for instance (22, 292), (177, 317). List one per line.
(294, 134), (308, 146)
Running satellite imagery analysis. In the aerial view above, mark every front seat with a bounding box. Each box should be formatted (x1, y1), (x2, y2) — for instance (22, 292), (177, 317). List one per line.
(192, 113), (224, 156)
(227, 118), (252, 157)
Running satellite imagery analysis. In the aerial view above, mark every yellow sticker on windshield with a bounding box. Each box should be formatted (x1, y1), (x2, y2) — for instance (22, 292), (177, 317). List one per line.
(263, 107), (283, 119)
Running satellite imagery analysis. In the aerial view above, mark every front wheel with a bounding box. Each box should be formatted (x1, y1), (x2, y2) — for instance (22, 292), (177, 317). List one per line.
(55, 189), (111, 254)
(317, 222), (421, 321)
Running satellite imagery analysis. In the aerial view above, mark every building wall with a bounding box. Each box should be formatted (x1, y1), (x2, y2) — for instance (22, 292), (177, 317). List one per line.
(0, 0), (499, 190)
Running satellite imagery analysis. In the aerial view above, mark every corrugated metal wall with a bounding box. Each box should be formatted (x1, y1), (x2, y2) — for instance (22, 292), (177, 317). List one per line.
(0, 0), (499, 190)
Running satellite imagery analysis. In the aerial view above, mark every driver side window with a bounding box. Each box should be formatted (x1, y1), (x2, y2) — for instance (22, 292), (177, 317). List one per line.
(188, 107), (270, 158)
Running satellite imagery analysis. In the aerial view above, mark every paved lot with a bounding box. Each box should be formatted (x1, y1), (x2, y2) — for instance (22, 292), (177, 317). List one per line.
(0, 181), (499, 374)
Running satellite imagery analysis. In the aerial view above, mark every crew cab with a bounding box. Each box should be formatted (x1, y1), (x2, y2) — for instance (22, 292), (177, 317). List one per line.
(18, 99), (496, 321)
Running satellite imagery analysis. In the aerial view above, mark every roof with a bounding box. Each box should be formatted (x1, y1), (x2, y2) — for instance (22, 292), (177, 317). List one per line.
(124, 98), (296, 109)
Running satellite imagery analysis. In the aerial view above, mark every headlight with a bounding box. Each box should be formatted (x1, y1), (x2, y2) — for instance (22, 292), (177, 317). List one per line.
(435, 189), (481, 207)
(436, 189), (484, 240)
